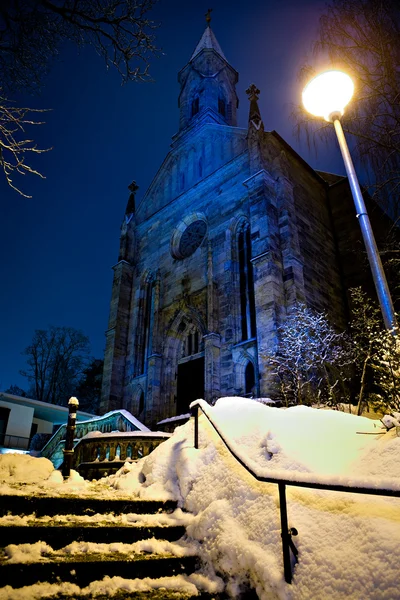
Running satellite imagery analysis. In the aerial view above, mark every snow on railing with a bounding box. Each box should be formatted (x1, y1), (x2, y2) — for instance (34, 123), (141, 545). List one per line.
(190, 399), (400, 585)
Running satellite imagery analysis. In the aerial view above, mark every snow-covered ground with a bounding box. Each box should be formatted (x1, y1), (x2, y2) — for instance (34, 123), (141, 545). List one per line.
(1, 397), (400, 599)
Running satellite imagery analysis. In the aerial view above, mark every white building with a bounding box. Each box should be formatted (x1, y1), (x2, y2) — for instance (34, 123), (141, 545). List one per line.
(0, 392), (94, 451)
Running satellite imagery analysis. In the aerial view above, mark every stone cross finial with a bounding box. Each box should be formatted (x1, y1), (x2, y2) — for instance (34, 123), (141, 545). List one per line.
(246, 84), (260, 102)
(205, 8), (212, 25)
(126, 180), (138, 215)
(128, 181), (139, 194)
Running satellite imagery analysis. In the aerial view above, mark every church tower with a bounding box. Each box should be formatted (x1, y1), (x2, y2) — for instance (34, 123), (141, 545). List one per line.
(100, 18), (351, 426)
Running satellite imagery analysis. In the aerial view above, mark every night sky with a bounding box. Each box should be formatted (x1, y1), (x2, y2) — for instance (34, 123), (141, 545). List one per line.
(0, 0), (348, 392)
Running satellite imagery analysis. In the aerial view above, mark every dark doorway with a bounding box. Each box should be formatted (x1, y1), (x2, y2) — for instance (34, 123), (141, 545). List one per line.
(177, 357), (205, 415)
(245, 361), (255, 396)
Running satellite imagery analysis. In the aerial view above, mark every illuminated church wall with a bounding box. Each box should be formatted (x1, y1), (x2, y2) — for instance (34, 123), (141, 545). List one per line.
(100, 23), (352, 428)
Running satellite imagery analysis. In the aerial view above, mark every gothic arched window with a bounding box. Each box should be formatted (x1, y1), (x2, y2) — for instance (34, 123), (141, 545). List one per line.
(182, 326), (203, 358)
(218, 97), (226, 117)
(245, 361), (255, 396)
(238, 224), (256, 341)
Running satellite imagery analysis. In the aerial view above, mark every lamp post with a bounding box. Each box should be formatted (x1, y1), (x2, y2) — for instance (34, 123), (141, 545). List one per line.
(302, 70), (397, 333)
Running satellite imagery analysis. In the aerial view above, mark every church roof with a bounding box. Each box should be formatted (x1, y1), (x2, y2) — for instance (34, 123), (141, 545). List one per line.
(190, 25), (227, 61)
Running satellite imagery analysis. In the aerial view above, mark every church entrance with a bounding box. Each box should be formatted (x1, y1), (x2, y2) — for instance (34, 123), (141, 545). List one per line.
(176, 357), (205, 415)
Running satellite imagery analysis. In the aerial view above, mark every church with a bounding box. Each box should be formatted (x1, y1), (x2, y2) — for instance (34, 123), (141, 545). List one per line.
(99, 20), (374, 428)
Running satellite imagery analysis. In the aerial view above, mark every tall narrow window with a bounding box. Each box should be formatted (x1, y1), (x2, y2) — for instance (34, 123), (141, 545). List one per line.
(238, 224), (257, 341)
(218, 97), (226, 117)
(191, 97), (199, 117)
(139, 281), (155, 374)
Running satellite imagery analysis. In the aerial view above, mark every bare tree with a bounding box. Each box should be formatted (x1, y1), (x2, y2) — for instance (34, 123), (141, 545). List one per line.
(263, 305), (353, 406)
(0, 0), (159, 196)
(0, 93), (50, 196)
(20, 326), (91, 405)
(294, 0), (400, 217)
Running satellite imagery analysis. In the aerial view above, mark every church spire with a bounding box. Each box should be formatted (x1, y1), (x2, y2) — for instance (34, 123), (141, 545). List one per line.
(177, 14), (238, 132)
(190, 18), (227, 62)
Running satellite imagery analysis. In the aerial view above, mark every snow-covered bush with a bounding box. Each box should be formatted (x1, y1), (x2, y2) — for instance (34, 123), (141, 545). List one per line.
(262, 304), (352, 406)
(350, 287), (400, 415)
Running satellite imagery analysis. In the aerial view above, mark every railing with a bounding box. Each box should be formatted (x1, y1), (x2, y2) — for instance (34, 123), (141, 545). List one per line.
(41, 410), (146, 464)
(73, 433), (170, 466)
(191, 400), (400, 585)
(0, 434), (31, 450)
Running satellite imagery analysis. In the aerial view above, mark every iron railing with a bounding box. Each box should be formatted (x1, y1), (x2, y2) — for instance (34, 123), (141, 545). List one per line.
(0, 434), (31, 450)
(190, 400), (400, 584)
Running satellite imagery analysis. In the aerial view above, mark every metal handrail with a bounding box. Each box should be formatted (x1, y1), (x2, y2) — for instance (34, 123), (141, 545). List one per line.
(0, 434), (31, 450)
(190, 400), (400, 584)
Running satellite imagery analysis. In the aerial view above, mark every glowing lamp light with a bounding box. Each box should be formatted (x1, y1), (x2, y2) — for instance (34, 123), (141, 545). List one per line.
(302, 70), (354, 121)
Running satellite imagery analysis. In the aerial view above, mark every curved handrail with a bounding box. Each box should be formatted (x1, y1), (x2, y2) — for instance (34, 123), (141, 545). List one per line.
(190, 399), (400, 584)
(191, 400), (400, 498)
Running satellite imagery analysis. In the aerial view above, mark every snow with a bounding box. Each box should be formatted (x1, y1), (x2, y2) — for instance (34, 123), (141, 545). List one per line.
(86, 409), (150, 432)
(157, 413), (191, 425)
(1, 397), (400, 599)
(0, 454), (54, 484)
(4, 538), (198, 563)
(0, 507), (193, 528)
(81, 430), (171, 440)
(105, 397), (400, 599)
(0, 573), (224, 600)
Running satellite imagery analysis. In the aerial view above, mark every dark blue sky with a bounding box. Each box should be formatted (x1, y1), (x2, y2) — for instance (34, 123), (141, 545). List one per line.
(0, 0), (347, 391)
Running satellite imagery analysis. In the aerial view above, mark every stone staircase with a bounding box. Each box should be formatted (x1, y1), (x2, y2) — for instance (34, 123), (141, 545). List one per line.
(0, 495), (224, 599)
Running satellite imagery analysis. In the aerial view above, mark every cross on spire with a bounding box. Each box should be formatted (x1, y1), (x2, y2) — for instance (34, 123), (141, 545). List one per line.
(246, 84), (263, 131)
(205, 8), (212, 26)
(246, 84), (260, 102)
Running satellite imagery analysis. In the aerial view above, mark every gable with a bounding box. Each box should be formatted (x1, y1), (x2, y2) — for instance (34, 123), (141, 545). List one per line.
(136, 123), (247, 223)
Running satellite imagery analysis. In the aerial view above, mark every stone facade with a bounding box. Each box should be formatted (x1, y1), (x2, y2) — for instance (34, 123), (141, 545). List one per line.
(100, 24), (381, 428)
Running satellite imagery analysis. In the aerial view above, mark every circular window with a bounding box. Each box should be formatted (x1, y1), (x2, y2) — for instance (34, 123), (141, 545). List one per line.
(171, 215), (207, 259)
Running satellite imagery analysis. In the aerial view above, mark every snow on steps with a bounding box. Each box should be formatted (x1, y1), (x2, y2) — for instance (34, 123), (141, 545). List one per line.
(0, 496), (224, 599)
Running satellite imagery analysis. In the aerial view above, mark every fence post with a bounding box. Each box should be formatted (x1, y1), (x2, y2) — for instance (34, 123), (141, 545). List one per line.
(62, 397), (79, 479)
(279, 482), (293, 584)
(191, 404), (199, 449)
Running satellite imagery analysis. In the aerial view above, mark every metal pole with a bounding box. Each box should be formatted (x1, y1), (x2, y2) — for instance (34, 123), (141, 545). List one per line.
(62, 396), (79, 479)
(192, 404), (199, 449)
(278, 483), (293, 584)
(332, 116), (397, 333)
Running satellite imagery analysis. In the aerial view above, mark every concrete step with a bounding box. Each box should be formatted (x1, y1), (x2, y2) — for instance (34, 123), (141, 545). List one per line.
(0, 495), (178, 517)
(0, 524), (186, 548)
(0, 553), (199, 588)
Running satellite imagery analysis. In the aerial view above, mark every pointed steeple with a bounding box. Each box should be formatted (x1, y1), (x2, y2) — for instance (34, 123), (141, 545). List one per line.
(177, 14), (239, 132)
(190, 10), (227, 62)
(246, 84), (264, 131)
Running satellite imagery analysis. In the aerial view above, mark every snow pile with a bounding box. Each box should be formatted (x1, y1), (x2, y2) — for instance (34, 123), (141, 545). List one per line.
(0, 454), (93, 496)
(106, 397), (400, 599)
(0, 455), (54, 484)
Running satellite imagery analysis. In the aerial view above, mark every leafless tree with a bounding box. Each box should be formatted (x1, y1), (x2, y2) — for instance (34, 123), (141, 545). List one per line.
(294, 0), (400, 218)
(20, 326), (91, 405)
(0, 0), (159, 196)
(0, 92), (50, 196)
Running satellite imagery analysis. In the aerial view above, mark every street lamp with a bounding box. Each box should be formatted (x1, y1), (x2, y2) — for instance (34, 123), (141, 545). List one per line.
(302, 70), (397, 332)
